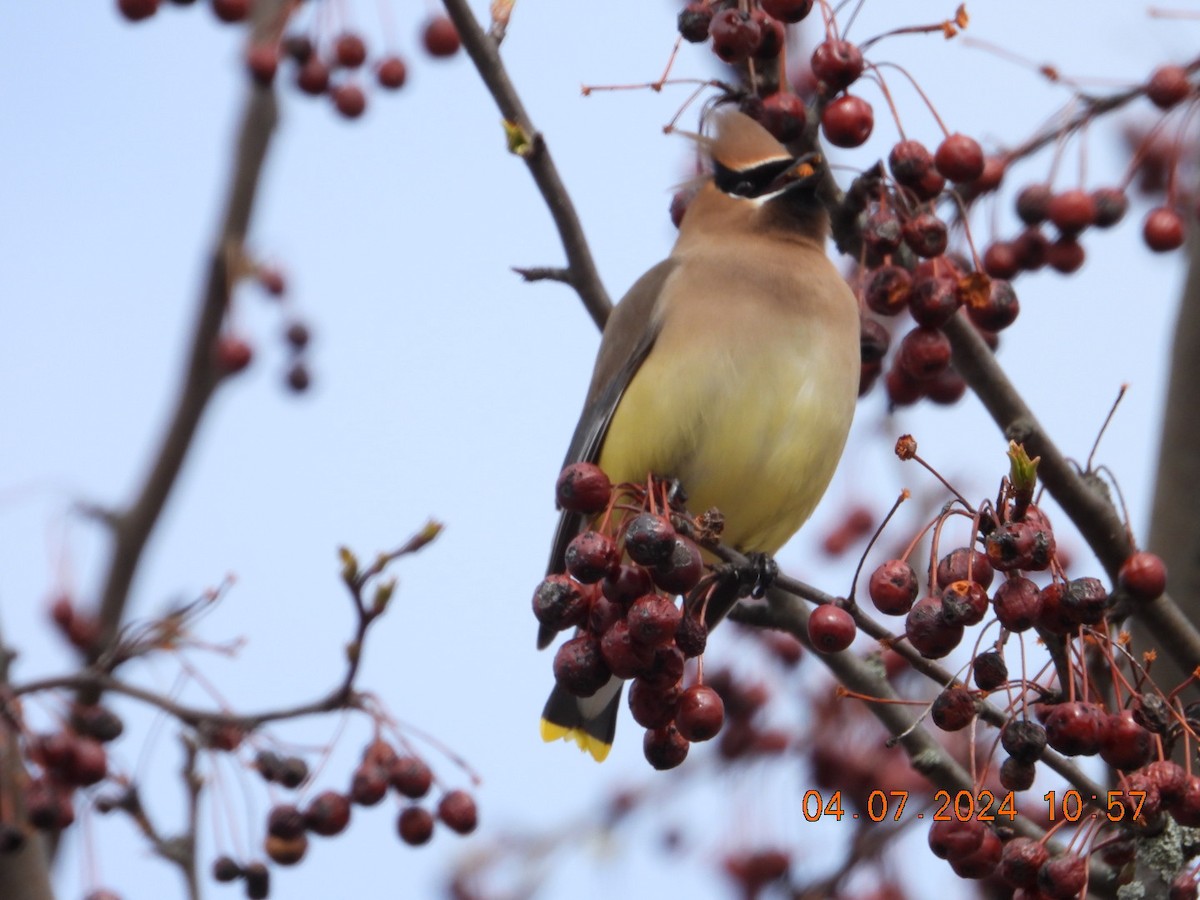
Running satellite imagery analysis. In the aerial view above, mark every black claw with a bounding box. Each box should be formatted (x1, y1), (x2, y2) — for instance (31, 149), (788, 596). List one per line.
(745, 552), (778, 599)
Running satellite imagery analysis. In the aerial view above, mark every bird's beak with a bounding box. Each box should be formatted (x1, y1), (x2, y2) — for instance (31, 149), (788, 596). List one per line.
(764, 152), (823, 195)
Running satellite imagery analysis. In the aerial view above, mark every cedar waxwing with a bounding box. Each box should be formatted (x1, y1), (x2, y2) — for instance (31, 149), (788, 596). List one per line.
(540, 108), (861, 761)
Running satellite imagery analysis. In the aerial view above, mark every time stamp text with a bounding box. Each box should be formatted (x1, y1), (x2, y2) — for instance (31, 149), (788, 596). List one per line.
(800, 789), (1151, 823)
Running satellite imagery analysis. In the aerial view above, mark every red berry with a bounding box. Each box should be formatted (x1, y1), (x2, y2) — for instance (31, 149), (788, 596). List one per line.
(928, 817), (985, 859)
(626, 594), (681, 647)
(1013, 226), (1050, 270)
(1119, 550), (1167, 600)
(1015, 184), (1051, 225)
(555, 462), (611, 514)
(623, 513), (676, 566)
(902, 212), (948, 259)
(211, 0), (249, 23)
(950, 827), (1000, 879)
(931, 685), (976, 731)
(553, 633), (610, 697)
(643, 723), (689, 769)
(885, 365), (924, 408)
(761, 0), (813, 23)
(982, 241), (1020, 279)
(296, 58), (331, 95)
(422, 15), (462, 57)
(934, 133), (984, 183)
(1098, 711), (1154, 770)
(243, 862), (269, 900)
(304, 790), (351, 836)
(811, 40), (864, 93)
(1092, 187), (1129, 227)
(751, 11), (784, 59)
(999, 837), (1049, 889)
(1044, 701), (1104, 757)
(936, 548), (993, 589)
(117, 0), (158, 22)
(993, 576), (1041, 631)
(334, 32), (367, 69)
(1147, 64), (1191, 109)
(708, 9), (761, 64)
(972, 650), (1008, 691)
(267, 804), (305, 840)
(859, 318), (889, 364)
(212, 856), (242, 882)
(437, 790), (477, 834)
(807, 604), (856, 653)
(282, 35), (313, 63)
(376, 56), (408, 90)
(821, 95), (873, 148)
(925, 367), (966, 405)
(1172, 775), (1200, 826)
(628, 678), (680, 729)
(862, 208), (902, 257)
(985, 519), (1055, 571)
(397, 806), (434, 845)
(897, 325), (951, 380)
(964, 278), (1020, 332)
(868, 559), (918, 615)
(675, 684), (725, 741)
(350, 764), (389, 806)
(245, 44), (279, 86)
(757, 92), (807, 143)
(651, 537), (703, 595)
(1144, 206), (1186, 251)
(677, 2), (712, 42)
(1047, 236), (1085, 274)
(65, 737), (108, 786)
(332, 84), (367, 119)
(888, 140), (933, 187)
(941, 580), (988, 626)
(905, 596), (963, 658)
(1001, 717), (1047, 763)
(565, 530), (619, 583)
(863, 264), (912, 316)
(531, 574), (588, 633)
(389, 756), (433, 799)
(911, 166), (946, 201)
(908, 275), (959, 327)
(1046, 189), (1096, 235)
(1037, 854), (1087, 899)
(599, 619), (654, 679)
(215, 335), (252, 374)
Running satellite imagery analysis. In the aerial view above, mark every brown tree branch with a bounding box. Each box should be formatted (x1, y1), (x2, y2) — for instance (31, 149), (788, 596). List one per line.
(90, 1), (289, 672)
(440, 0), (613, 331)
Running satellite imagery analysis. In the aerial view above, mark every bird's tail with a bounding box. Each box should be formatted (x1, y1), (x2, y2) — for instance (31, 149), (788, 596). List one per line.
(540, 678), (623, 763)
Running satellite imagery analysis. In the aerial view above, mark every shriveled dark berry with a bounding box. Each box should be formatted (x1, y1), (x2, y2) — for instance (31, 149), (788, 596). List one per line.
(644, 723), (689, 770)
(905, 596), (963, 658)
(1001, 718), (1047, 764)
(626, 594), (681, 647)
(652, 537), (703, 595)
(1015, 184), (1051, 225)
(896, 325), (951, 380)
(212, 855), (242, 882)
(674, 613), (708, 658)
(868, 559), (918, 615)
(677, 2), (712, 42)
(624, 513), (676, 566)
(999, 757), (1036, 791)
(389, 756), (433, 799)
(972, 650), (1007, 691)
(532, 574), (589, 632)
(998, 837), (1048, 890)
(888, 140), (933, 188)
(940, 580), (988, 627)
(931, 685), (976, 731)
(553, 633), (610, 697)
(864, 264), (913, 316)
(565, 530), (619, 583)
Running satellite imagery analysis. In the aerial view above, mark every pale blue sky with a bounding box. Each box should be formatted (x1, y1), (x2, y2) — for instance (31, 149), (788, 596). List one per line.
(0, 2), (1191, 897)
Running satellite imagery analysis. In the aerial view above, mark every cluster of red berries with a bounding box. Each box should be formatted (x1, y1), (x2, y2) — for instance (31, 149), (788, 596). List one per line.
(209, 740), (476, 897)
(535, 463), (727, 769)
(211, 264), (314, 393)
(3, 710), (121, 854)
(115, 0), (462, 121)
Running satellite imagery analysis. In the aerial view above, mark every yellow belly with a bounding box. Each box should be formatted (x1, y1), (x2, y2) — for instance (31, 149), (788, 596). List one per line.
(598, 327), (856, 555)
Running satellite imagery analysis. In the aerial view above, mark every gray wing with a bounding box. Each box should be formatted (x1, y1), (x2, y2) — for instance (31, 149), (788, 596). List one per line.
(538, 259), (677, 649)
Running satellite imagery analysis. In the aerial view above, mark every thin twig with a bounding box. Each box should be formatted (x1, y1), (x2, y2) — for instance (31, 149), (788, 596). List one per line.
(441, 0), (613, 331)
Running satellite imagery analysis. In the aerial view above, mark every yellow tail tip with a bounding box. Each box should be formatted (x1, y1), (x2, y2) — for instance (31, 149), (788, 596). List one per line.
(540, 718), (612, 762)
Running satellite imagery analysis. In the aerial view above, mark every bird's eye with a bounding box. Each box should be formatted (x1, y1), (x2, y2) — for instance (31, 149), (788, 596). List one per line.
(734, 180), (754, 196)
